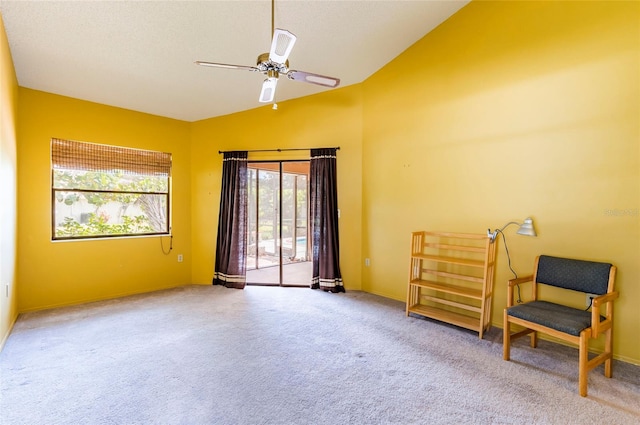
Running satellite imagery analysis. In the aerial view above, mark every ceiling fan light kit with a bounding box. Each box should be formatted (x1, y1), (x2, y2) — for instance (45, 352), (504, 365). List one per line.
(196, 1), (340, 105)
(260, 77), (278, 103)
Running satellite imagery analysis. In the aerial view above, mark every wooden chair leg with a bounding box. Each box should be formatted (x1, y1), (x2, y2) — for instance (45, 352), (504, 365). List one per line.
(579, 332), (589, 397)
(530, 330), (537, 348)
(503, 309), (510, 361)
(605, 328), (613, 378)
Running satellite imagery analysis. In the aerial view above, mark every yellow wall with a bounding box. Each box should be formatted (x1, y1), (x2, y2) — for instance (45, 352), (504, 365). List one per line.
(362, 1), (639, 363)
(190, 86), (363, 290)
(17, 89), (192, 311)
(0, 14), (18, 349)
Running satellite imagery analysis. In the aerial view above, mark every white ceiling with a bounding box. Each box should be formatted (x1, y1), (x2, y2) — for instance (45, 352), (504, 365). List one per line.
(0, 0), (469, 122)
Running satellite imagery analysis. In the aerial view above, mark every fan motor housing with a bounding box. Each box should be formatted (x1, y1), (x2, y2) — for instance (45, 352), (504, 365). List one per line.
(257, 53), (289, 76)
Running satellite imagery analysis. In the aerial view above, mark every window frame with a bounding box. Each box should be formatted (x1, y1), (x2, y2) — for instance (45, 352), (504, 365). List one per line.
(50, 138), (172, 241)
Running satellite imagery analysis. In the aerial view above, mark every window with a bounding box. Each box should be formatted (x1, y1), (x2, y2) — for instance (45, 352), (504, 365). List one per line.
(51, 138), (171, 240)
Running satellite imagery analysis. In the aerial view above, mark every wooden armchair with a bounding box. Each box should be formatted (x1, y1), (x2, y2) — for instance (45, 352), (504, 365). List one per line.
(503, 255), (618, 397)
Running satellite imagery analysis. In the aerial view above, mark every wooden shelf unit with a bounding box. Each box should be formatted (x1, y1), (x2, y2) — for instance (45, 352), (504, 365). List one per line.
(406, 231), (497, 339)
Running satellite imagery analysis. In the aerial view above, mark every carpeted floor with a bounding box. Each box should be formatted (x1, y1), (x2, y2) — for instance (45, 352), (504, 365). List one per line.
(1, 285), (639, 424)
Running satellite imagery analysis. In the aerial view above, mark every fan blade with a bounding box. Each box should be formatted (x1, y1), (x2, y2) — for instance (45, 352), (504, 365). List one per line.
(195, 61), (258, 72)
(269, 29), (297, 64)
(287, 70), (340, 88)
(259, 78), (278, 103)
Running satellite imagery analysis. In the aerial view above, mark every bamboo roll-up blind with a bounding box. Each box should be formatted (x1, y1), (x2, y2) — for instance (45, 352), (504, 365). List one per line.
(51, 138), (172, 177)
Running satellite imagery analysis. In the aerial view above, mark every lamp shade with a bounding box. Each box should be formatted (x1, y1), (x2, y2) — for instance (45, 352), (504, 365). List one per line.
(516, 217), (536, 237)
(487, 217), (537, 243)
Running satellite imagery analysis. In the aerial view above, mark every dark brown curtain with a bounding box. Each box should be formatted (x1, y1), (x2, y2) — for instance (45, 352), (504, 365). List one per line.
(310, 148), (344, 292)
(213, 151), (248, 289)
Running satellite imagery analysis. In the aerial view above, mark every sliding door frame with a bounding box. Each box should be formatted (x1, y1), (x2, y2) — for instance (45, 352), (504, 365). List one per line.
(247, 160), (310, 287)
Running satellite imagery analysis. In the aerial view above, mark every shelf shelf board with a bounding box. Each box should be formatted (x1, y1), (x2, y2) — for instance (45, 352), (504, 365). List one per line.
(411, 253), (485, 268)
(409, 279), (483, 299)
(408, 303), (482, 332)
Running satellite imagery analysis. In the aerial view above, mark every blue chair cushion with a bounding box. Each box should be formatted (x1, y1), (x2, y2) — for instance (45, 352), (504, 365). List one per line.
(537, 255), (612, 295)
(507, 301), (603, 337)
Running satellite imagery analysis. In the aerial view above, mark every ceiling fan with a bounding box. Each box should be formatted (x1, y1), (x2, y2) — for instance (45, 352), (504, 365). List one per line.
(195, 0), (340, 104)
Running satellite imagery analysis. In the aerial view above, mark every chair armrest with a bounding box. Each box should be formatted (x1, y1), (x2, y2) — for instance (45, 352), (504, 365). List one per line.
(593, 291), (619, 308)
(592, 291), (619, 338)
(507, 275), (534, 307)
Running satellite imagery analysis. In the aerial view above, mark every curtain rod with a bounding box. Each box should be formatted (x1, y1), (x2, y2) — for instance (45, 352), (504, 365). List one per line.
(218, 147), (340, 154)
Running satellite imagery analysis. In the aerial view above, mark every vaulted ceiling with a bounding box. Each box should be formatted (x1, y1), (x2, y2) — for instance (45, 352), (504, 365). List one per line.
(0, 1), (469, 121)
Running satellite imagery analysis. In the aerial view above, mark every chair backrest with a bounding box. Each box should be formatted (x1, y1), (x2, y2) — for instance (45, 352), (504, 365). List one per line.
(535, 255), (613, 295)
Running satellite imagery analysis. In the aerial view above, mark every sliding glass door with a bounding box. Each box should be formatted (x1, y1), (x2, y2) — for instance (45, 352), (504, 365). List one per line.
(246, 161), (311, 286)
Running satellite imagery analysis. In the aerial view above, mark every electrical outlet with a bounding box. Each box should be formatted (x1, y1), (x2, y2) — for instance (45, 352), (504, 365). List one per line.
(365, 258), (370, 267)
(177, 254), (183, 263)
(5, 284), (8, 297)
(585, 293), (597, 308)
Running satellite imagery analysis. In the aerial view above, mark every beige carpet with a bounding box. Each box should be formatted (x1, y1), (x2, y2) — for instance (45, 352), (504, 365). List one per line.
(1, 285), (639, 424)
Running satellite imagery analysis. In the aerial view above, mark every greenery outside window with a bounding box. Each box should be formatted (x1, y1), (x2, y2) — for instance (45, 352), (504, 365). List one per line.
(51, 138), (171, 240)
